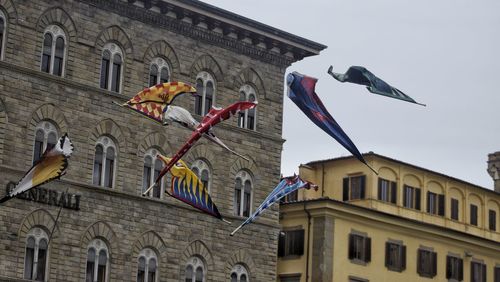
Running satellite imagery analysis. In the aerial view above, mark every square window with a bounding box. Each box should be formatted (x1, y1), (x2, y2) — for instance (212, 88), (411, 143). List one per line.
(348, 233), (371, 263)
(471, 261), (486, 282)
(343, 176), (366, 201)
(278, 230), (305, 258)
(417, 249), (437, 278)
(378, 178), (397, 204)
(385, 242), (406, 272)
(446, 255), (463, 281)
(403, 185), (421, 210)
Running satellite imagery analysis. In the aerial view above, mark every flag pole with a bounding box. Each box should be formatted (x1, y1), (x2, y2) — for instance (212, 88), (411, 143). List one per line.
(142, 183), (156, 196)
(230, 223), (245, 236)
(48, 187), (68, 246)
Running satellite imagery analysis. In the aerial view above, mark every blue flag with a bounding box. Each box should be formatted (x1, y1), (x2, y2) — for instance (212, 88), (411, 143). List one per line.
(230, 175), (316, 236)
(286, 71), (376, 173)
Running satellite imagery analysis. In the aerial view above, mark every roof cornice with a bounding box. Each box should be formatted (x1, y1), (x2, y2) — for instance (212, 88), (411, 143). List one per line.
(305, 152), (499, 197)
(81, 0), (327, 67)
(282, 198), (500, 248)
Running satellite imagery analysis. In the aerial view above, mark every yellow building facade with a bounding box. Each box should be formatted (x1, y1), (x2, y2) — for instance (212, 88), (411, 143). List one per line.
(277, 153), (500, 282)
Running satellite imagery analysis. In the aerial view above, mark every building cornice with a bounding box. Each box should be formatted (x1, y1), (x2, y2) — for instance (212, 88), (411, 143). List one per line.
(0, 165), (280, 230)
(80, 0), (326, 67)
(305, 152), (500, 197)
(0, 61), (285, 144)
(281, 198), (500, 250)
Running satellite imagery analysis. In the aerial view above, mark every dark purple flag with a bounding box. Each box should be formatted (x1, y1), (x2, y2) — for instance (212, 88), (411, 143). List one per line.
(286, 72), (375, 173)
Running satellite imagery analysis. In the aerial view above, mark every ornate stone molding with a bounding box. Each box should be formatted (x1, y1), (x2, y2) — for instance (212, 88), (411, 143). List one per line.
(81, 0), (316, 67)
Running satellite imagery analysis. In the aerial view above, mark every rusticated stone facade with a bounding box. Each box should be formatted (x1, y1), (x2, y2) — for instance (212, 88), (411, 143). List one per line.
(0, 0), (325, 281)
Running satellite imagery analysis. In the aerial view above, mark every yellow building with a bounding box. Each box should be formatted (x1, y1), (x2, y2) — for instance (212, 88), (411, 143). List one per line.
(277, 152), (500, 282)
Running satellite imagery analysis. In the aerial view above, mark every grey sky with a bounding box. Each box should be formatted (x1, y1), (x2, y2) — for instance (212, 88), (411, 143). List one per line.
(204, 0), (500, 189)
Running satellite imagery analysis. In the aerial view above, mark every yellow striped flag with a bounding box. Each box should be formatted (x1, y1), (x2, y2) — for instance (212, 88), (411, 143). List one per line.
(157, 154), (223, 220)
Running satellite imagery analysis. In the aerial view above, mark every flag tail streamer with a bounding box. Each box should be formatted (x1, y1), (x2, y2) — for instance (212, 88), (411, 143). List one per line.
(230, 175), (317, 236)
(328, 65), (425, 106)
(0, 134), (74, 204)
(165, 106), (249, 161)
(286, 72), (376, 174)
(0, 195), (11, 203)
(203, 132), (249, 161)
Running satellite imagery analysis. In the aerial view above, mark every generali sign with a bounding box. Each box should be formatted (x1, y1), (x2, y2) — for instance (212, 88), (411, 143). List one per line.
(5, 182), (81, 210)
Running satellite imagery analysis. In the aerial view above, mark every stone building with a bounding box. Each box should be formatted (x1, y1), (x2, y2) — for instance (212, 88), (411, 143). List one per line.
(0, 0), (325, 281)
(277, 153), (500, 282)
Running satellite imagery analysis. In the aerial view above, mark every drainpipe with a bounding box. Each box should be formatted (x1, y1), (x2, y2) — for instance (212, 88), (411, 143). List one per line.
(304, 201), (311, 282)
(321, 163), (325, 198)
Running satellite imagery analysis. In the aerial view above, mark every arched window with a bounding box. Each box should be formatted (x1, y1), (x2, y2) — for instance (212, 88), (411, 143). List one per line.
(230, 264), (249, 282)
(143, 148), (164, 198)
(137, 248), (158, 282)
(195, 72), (215, 116)
(191, 159), (211, 193)
(100, 43), (123, 93)
(33, 121), (58, 164)
(185, 256), (205, 282)
(40, 25), (66, 76)
(234, 171), (253, 217)
(86, 238), (109, 282)
(149, 57), (170, 87)
(0, 10), (6, 60)
(24, 228), (49, 281)
(93, 136), (117, 188)
(238, 85), (257, 131)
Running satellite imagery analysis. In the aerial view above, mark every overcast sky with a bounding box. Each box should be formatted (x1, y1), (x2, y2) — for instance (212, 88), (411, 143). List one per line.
(204, 0), (500, 189)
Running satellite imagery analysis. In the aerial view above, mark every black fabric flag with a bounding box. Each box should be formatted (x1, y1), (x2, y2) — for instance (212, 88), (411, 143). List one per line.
(328, 65), (425, 106)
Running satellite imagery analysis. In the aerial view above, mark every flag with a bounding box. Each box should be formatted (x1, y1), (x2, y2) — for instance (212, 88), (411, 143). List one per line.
(328, 65), (425, 106)
(117, 81), (197, 123)
(150, 101), (257, 189)
(230, 175), (317, 236)
(157, 155), (223, 220)
(0, 134), (74, 203)
(165, 105), (248, 160)
(287, 71), (376, 173)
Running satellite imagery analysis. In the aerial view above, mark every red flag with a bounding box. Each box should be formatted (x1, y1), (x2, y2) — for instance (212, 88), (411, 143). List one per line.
(154, 101), (256, 184)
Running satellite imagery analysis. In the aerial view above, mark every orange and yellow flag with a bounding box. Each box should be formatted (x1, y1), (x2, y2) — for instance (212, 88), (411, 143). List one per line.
(121, 82), (196, 123)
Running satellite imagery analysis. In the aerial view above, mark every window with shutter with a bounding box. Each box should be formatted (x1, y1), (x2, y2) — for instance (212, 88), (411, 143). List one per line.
(344, 175), (366, 201)
(471, 261), (486, 282)
(385, 242), (406, 272)
(426, 192), (445, 216)
(494, 266), (500, 282)
(417, 249), (437, 278)
(451, 198), (459, 220)
(378, 178), (397, 204)
(489, 210), (497, 231)
(348, 233), (370, 264)
(446, 255), (463, 281)
(343, 178), (349, 201)
(438, 194), (445, 216)
(278, 229), (305, 258)
(470, 204), (478, 226)
(403, 185), (421, 210)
